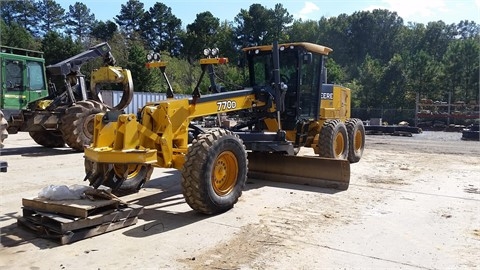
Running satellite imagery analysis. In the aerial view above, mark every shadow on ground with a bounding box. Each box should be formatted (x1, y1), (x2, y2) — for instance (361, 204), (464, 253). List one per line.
(122, 169), (343, 238)
(0, 146), (78, 157)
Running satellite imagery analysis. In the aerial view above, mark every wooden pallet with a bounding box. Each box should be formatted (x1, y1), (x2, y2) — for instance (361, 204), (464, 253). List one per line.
(22, 197), (120, 218)
(18, 198), (143, 245)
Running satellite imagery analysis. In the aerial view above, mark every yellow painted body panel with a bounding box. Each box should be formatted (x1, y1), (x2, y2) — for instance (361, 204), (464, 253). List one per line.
(199, 58), (228, 65)
(320, 85), (351, 121)
(90, 66), (133, 87)
(145, 61), (167, 69)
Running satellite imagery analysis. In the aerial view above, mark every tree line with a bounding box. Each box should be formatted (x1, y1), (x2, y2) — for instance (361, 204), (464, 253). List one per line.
(1, 0), (479, 117)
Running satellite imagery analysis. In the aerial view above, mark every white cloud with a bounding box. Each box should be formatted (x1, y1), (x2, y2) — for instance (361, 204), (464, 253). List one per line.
(295, 1), (320, 20)
(366, 0), (449, 21)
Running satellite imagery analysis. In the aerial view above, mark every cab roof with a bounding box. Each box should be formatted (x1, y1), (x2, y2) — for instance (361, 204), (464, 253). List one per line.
(242, 42), (333, 55)
(0, 45), (44, 59)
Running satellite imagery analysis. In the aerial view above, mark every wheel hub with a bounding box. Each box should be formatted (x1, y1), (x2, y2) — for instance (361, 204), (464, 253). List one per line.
(334, 133), (345, 158)
(354, 129), (363, 152)
(214, 162), (227, 181)
(212, 151), (238, 196)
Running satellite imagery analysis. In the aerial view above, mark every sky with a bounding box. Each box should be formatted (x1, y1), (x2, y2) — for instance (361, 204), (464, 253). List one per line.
(56, 0), (480, 28)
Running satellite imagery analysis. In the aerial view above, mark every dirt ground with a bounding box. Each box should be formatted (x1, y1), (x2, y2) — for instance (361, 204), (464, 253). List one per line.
(0, 131), (479, 270)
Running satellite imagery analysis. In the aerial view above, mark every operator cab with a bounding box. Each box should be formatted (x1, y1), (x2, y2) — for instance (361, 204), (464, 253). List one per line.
(0, 46), (48, 119)
(243, 43), (331, 130)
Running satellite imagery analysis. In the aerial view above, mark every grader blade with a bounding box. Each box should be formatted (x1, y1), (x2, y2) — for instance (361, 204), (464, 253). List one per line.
(247, 152), (350, 190)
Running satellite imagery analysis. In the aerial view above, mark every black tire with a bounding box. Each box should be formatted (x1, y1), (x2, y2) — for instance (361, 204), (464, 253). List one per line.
(346, 118), (365, 163)
(318, 119), (349, 160)
(0, 110), (8, 149)
(181, 129), (247, 214)
(29, 131), (65, 148)
(84, 159), (153, 195)
(60, 100), (106, 151)
(188, 124), (204, 144)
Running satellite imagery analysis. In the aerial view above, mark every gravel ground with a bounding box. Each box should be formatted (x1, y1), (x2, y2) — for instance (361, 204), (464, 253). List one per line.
(0, 131), (479, 270)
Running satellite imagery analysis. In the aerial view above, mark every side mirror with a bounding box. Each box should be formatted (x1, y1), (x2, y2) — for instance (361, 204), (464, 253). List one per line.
(302, 52), (313, 64)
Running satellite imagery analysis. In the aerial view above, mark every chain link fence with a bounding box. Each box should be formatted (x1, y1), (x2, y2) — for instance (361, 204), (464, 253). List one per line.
(351, 108), (415, 125)
(352, 108), (478, 127)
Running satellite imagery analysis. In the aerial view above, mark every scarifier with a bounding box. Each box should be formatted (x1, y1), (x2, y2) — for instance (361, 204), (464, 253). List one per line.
(83, 42), (365, 214)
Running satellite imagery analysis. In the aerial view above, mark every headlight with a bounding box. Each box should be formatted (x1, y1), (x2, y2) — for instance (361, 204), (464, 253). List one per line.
(146, 52), (153, 61)
(211, 48), (219, 56)
(203, 48), (211, 56)
(153, 52), (161, 61)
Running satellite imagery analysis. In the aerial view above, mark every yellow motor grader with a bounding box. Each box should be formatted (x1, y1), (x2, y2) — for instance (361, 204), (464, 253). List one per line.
(83, 42), (365, 214)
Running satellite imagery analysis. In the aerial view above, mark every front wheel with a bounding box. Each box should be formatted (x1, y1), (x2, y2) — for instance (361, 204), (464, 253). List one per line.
(84, 159), (153, 195)
(181, 129), (247, 214)
(317, 119), (349, 160)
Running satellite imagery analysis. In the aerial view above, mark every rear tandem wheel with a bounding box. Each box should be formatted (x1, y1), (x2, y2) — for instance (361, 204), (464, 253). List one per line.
(345, 118), (365, 163)
(181, 129), (248, 214)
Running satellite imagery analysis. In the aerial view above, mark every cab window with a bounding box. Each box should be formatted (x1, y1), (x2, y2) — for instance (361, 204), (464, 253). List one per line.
(298, 53), (322, 118)
(27, 61), (45, 90)
(5, 60), (23, 91)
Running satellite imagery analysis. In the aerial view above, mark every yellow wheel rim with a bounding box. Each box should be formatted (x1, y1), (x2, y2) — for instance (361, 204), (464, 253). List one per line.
(334, 132), (345, 158)
(354, 129), (363, 152)
(212, 151), (238, 196)
(114, 164), (142, 179)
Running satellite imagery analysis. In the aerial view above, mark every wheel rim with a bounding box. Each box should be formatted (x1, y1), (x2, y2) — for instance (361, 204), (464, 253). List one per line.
(353, 129), (363, 152)
(83, 114), (96, 139)
(212, 151), (238, 196)
(334, 132), (345, 158)
(114, 164), (142, 179)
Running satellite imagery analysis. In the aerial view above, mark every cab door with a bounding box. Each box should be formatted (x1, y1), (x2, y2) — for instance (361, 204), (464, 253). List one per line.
(1, 57), (28, 110)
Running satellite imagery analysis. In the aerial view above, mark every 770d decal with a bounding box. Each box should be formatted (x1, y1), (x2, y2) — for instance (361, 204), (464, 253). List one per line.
(217, 100), (237, 111)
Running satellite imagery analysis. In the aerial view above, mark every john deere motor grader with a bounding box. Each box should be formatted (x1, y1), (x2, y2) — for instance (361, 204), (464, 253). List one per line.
(0, 42), (133, 150)
(84, 42), (365, 214)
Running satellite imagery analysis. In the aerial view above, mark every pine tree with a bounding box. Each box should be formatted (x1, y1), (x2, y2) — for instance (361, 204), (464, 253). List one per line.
(65, 2), (95, 41)
(35, 0), (66, 35)
(115, 0), (145, 40)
